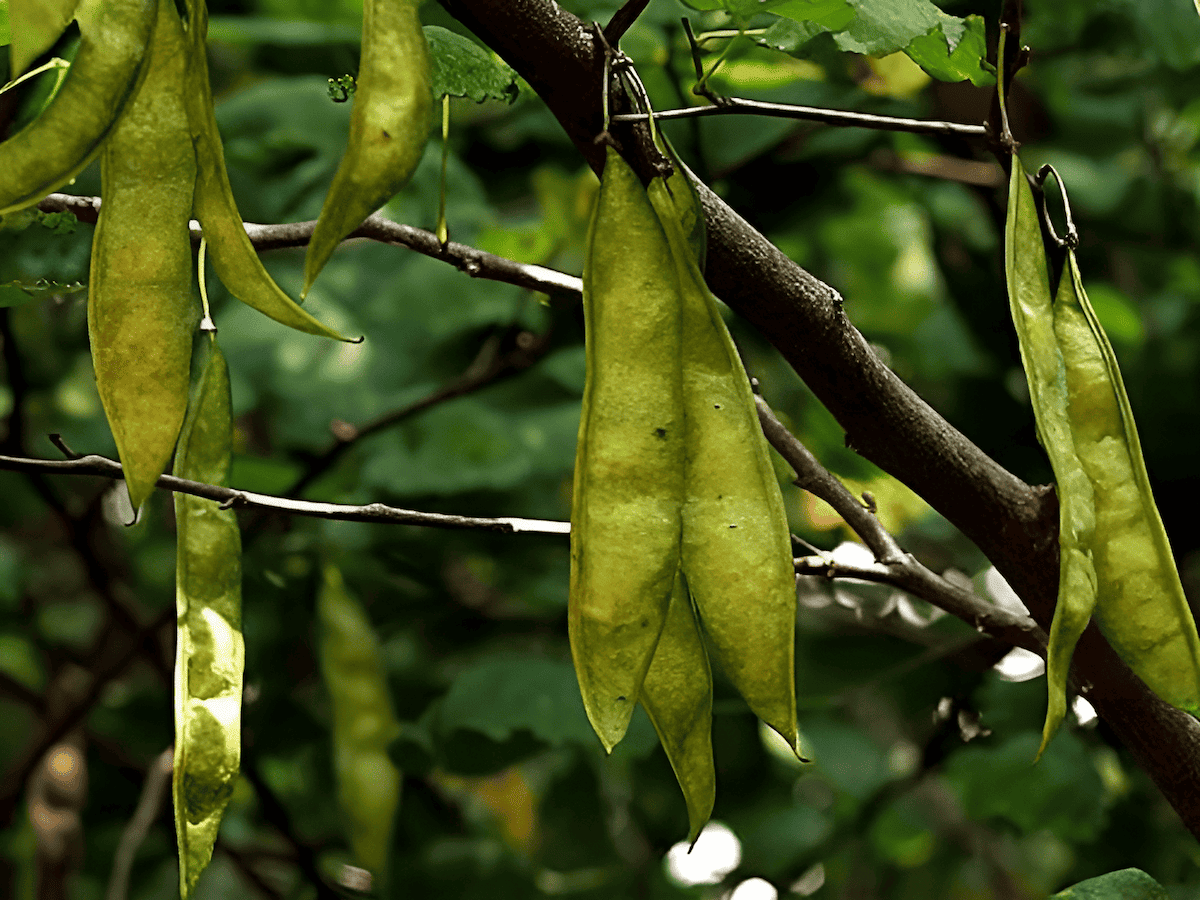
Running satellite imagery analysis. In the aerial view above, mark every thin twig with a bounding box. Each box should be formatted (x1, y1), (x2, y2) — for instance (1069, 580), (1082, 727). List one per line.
(611, 97), (988, 138)
(284, 326), (553, 499)
(106, 748), (174, 900)
(755, 395), (1047, 657)
(35, 196), (584, 299)
(0, 452), (571, 536)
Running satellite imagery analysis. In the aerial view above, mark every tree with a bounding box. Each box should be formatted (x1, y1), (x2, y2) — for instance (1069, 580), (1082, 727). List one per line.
(3, 0), (1200, 897)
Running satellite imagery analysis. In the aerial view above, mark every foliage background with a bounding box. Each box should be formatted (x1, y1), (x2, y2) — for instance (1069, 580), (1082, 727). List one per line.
(3, 0), (1200, 897)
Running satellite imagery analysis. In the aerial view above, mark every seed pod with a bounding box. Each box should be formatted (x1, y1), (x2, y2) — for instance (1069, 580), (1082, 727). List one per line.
(89, 0), (196, 511)
(1053, 248), (1200, 715)
(1002, 160), (1098, 759)
(302, 0), (432, 295)
(569, 147), (685, 752)
(647, 175), (801, 757)
(9, 0), (79, 78)
(639, 571), (715, 843)
(173, 335), (243, 900)
(0, 0), (156, 216)
(179, 0), (349, 341)
(318, 563), (402, 881)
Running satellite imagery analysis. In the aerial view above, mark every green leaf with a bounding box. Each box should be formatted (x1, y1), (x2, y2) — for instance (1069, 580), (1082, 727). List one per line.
(757, 1), (990, 84)
(425, 26), (518, 104)
(206, 15), (359, 46)
(1049, 869), (1171, 900)
(904, 15), (994, 86)
(438, 656), (597, 747)
(770, 0), (855, 30)
(944, 732), (1108, 842)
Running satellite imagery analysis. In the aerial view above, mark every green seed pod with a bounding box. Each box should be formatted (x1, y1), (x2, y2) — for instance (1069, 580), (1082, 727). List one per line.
(639, 571), (715, 843)
(647, 175), (801, 757)
(302, 0), (432, 295)
(9, 0), (79, 78)
(180, 0), (350, 341)
(0, 0), (156, 216)
(1054, 249), (1200, 715)
(173, 335), (243, 899)
(570, 147), (685, 752)
(1002, 160), (1098, 760)
(318, 563), (402, 881)
(89, 0), (196, 511)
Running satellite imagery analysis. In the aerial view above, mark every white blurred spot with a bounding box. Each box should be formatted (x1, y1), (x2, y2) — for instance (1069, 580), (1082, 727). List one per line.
(983, 567), (1030, 615)
(830, 540), (875, 569)
(993, 647), (1045, 682)
(725, 877), (778, 900)
(887, 740), (920, 777)
(1073, 694), (1098, 726)
(665, 822), (742, 886)
(790, 863), (826, 896)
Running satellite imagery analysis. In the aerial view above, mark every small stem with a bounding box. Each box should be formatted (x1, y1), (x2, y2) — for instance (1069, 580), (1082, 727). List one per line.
(611, 98), (987, 139)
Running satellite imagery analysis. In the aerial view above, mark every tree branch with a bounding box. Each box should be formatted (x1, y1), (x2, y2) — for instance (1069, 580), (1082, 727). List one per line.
(36, 195), (583, 300)
(611, 97), (989, 139)
(438, 0), (1200, 839)
(0, 452), (571, 536)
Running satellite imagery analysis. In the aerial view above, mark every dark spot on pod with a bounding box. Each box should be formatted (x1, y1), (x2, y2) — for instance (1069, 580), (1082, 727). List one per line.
(655, 427), (667, 439)
(729, 524), (737, 529)
(714, 404), (722, 410)
(617, 695), (627, 702)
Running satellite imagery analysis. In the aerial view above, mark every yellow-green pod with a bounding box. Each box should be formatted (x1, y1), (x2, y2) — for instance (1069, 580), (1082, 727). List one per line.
(1053, 249), (1200, 714)
(1002, 160), (1098, 759)
(0, 0), (156, 216)
(646, 176), (800, 757)
(173, 335), (243, 899)
(179, 0), (349, 341)
(570, 147), (685, 752)
(639, 571), (715, 844)
(301, 0), (432, 295)
(88, 0), (196, 511)
(318, 563), (402, 882)
(9, 0), (79, 77)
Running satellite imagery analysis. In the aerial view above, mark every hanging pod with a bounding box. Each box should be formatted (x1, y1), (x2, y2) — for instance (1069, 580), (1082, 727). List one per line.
(89, 0), (197, 511)
(302, 0), (433, 295)
(647, 171), (801, 758)
(638, 570), (715, 843)
(1052, 247), (1200, 716)
(1002, 160), (1098, 759)
(1004, 159), (1200, 757)
(0, 0), (156, 216)
(179, 0), (350, 340)
(569, 146), (685, 752)
(317, 563), (403, 883)
(173, 335), (244, 899)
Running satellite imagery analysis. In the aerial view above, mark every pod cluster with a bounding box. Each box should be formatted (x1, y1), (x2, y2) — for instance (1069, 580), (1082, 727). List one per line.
(2, 0), (429, 893)
(571, 147), (801, 841)
(1003, 159), (1200, 759)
